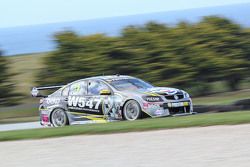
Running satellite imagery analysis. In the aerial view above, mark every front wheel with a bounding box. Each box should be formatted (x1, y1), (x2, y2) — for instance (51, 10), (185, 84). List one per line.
(51, 108), (69, 127)
(123, 100), (142, 121)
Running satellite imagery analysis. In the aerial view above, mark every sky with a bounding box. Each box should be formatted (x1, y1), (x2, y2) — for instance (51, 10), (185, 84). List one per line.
(1, 0), (250, 28)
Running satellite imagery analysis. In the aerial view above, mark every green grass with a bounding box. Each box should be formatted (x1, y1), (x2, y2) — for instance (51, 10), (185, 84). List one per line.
(0, 111), (250, 141)
(0, 105), (38, 124)
(0, 106), (38, 119)
(192, 89), (250, 105)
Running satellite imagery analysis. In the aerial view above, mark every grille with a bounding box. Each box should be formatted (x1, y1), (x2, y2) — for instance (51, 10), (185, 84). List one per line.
(164, 94), (184, 100)
(169, 106), (191, 115)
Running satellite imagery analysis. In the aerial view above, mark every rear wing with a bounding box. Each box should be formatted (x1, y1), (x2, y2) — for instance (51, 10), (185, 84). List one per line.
(31, 85), (65, 97)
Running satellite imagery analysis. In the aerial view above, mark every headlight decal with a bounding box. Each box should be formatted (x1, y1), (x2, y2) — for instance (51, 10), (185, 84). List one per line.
(181, 91), (190, 98)
(184, 92), (190, 98)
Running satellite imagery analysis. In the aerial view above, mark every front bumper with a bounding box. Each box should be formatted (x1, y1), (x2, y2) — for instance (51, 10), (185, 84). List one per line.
(142, 98), (193, 117)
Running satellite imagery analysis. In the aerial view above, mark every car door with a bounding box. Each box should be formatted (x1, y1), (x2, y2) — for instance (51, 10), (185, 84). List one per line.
(86, 79), (114, 116)
(67, 80), (89, 114)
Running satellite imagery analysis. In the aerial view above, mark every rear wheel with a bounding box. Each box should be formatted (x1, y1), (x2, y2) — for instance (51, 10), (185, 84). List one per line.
(51, 108), (69, 127)
(123, 100), (142, 121)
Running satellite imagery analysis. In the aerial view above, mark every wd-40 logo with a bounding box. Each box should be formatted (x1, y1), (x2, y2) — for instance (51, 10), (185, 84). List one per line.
(68, 96), (101, 109)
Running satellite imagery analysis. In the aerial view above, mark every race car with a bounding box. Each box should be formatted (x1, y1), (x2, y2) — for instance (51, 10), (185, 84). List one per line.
(31, 75), (194, 127)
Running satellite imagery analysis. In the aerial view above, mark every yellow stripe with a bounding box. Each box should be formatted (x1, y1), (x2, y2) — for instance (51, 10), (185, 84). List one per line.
(69, 111), (104, 118)
(136, 90), (158, 96)
(81, 116), (107, 123)
(143, 92), (159, 96)
(69, 111), (108, 123)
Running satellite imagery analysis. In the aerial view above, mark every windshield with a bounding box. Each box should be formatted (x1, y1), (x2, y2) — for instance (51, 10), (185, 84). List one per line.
(109, 78), (154, 91)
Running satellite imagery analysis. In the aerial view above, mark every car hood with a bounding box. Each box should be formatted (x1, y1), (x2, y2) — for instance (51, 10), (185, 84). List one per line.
(147, 87), (182, 95)
(119, 87), (182, 97)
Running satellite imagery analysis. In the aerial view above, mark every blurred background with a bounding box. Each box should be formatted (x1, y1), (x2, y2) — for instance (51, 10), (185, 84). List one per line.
(0, 0), (249, 124)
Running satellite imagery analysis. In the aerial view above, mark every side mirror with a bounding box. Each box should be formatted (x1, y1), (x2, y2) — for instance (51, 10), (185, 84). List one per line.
(100, 89), (111, 95)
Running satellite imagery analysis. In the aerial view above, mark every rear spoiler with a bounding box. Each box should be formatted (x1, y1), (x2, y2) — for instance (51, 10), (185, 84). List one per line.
(31, 85), (65, 97)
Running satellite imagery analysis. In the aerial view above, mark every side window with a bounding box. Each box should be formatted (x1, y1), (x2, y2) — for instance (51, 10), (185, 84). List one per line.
(69, 81), (87, 96)
(50, 90), (61, 97)
(88, 80), (110, 95)
(62, 86), (69, 96)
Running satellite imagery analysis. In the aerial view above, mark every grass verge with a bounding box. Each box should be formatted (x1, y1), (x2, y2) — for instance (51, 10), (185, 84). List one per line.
(0, 107), (38, 119)
(192, 89), (250, 105)
(0, 117), (38, 124)
(0, 111), (250, 141)
(0, 106), (38, 124)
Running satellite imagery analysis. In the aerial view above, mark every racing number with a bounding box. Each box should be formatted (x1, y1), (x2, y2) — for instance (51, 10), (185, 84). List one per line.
(68, 96), (102, 111)
(86, 99), (93, 108)
(86, 98), (101, 109)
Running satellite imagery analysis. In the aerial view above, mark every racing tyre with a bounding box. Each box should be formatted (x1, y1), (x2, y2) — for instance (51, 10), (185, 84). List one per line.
(123, 100), (142, 121)
(51, 108), (69, 127)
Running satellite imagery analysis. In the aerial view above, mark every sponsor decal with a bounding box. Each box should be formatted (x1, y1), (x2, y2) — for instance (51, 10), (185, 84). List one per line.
(143, 96), (163, 102)
(143, 102), (169, 116)
(41, 114), (49, 122)
(46, 98), (61, 105)
(155, 109), (163, 115)
(143, 102), (149, 109)
(168, 102), (189, 108)
(146, 97), (160, 101)
(40, 109), (49, 114)
(106, 78), (130, 82)
(147, 103), (161, 113)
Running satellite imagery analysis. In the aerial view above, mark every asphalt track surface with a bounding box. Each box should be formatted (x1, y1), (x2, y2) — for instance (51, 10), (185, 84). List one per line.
(0, 124), (250, 167)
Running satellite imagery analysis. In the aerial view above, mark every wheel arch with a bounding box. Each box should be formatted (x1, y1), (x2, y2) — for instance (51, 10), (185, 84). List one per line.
(49, 107), (70, 125)
(121, 99), (149, 120)
(122, 99), (152, 119)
